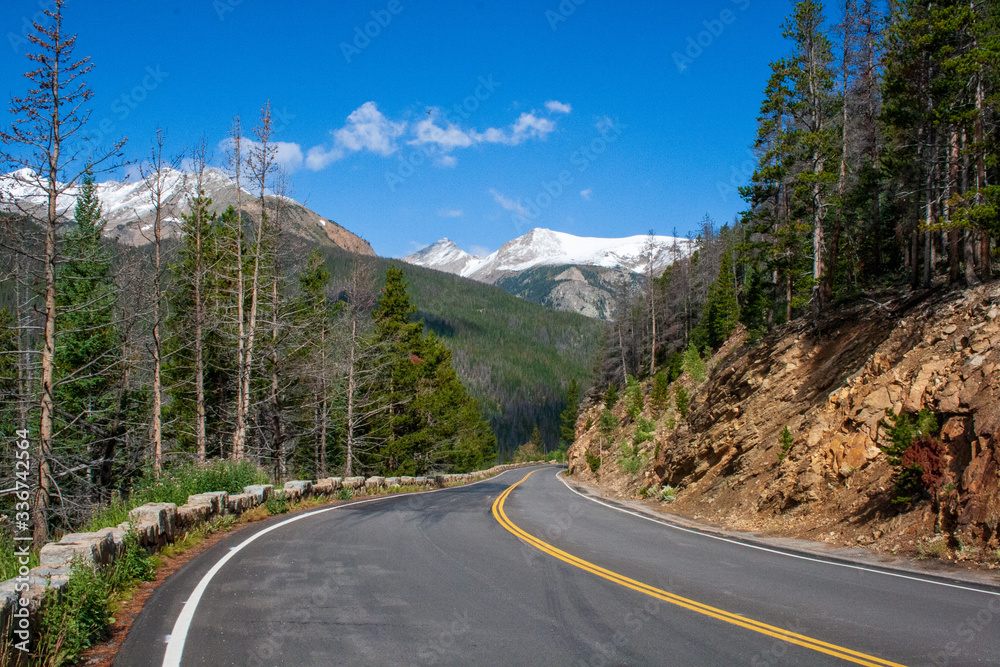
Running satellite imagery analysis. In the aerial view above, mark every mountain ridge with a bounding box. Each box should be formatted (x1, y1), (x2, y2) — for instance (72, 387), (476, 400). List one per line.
(403, 229), (693, 319)
(0, 167), (375, 256)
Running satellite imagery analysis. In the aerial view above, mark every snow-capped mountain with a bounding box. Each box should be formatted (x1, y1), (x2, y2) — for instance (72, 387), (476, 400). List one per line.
(403, 228), (693, 319)
(405, 228), (691, 281)
(404, 239), (482, 276)
(0, 167), (374, 256)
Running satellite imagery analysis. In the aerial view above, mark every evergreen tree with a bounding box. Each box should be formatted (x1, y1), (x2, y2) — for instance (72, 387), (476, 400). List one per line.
(699, 245), (740, 350)
(367, 265), (496, 474)
(650, 369), (670, 414)
(54, 171), (127, 500)
(558, 378), (581, 446)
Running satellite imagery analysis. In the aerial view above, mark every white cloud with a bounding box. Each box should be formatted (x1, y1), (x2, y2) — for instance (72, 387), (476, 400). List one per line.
(306, 101), (562, 171)
(437, 208), (463, 218)
(216, 137), (304, 173)
(489, 188), (529, 219)
(545, 100), (572, 114)
(469, 245), (491, 257)
(474, 113), (555, 146)
(580, 188), (593, 201)
(305, 145), (344, 171)
(411, 110), (557, 154)
(333, 101), (406, 156)
(411, 117), (474, 151)
(305, 102), (405, 171)
(273, 141), (304, 171)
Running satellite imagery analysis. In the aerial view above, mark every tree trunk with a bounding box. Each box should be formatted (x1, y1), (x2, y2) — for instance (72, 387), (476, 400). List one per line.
(230, 121), (247, 459)
(35, 158), (57, 548)
(318, 326), (327, 478)
(151, 137), (164, 480)
(346, 315), (357, 477)
(947, 126), (961, 284)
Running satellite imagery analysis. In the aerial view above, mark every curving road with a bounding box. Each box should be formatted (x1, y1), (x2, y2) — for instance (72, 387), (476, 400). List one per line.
(117, 466), (1000, 666)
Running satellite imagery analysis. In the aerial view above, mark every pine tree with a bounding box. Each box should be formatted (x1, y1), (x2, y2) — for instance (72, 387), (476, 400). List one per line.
(53, 171), (124, 501)
(558, 378), (581, 446)
(164, 164), (217, 463)
(295, 249), (335, 478)
(700, 245), (740, 350)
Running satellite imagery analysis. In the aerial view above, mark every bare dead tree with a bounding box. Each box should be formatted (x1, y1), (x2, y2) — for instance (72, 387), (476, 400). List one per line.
(0, 0), (125, 546)
(228, 118), (247, 460)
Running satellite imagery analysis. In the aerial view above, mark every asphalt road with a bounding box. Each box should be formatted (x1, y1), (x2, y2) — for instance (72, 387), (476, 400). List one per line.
(117, 466), (1000, 666)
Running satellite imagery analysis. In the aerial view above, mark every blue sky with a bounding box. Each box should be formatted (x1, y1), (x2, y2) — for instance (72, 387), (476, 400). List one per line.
(2, 0), (796, 258)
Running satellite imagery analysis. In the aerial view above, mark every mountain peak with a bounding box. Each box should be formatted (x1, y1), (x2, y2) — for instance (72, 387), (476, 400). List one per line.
(1, 168), (375, 256)
(403, 228), (693, 280)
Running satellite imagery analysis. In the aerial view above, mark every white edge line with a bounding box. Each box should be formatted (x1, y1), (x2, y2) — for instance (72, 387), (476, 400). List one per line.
(161, 467), (537, 667)
(555, 470), (1000, 598)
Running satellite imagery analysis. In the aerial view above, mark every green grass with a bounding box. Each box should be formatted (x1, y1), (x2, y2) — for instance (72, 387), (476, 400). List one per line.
(87, 460), (270, 532)
(0, 530), (40, 581)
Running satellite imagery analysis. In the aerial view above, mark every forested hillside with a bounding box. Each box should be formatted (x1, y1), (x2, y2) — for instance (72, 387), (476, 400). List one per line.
(570, 0), (1000, 563)
(594, 0), (999, 393)
(319, 247), (601, 453)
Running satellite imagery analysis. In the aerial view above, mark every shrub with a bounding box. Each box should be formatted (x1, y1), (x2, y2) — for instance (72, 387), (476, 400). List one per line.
(674, 385), (690, 420)
(895, 438), (946, 503)
(337, 488), (354, 501)
(777, 426), (794, 461)
(682, 342), (706, 382)
(879, 408), (938, 465)
(660, 485), (677, 502)
(625, 375), (644, 421)
(513, 441), (545, 463)
(266, 493), (290, 514)
(104, 530), (156, 592)
(598, 411), (620, 446)
(584, 417), (593, 431)
(617, 441), (646, 475)
(585, 449), (601, 473)
(878, 409), (942, 503)
(634, 418), (656, 446)
(36, 561), (111, 665)
(604, 383), (620, 410)
(650, 369), (670, 413)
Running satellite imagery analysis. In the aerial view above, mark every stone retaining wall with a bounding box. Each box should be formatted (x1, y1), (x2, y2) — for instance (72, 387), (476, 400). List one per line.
(0, 462), (550, 650)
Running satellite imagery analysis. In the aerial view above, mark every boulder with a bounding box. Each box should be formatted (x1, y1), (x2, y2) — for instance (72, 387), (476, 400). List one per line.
(343, 476), (365, 490)
(365, 476), (386, 491)
(188, 492), (228, 516)
(0, 580), (21, 631)
(400, 476), (416, 486)
(176, 502), (213, 529)
(311, 480), (334, 496)
(284, 480), (312, 494)
(243, 484), (274, 503)
(384, 477), (401, 488)
(226, 493), (254, 514)
(128, 502), (177, 546)
(39, 531), (116, 569)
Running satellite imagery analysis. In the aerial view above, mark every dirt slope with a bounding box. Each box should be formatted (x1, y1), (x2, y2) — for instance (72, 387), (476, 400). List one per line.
(567, 281), (1000, 564)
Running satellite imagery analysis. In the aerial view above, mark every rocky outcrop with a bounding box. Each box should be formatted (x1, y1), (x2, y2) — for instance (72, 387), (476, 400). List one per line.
(568, 282), (1000, 561)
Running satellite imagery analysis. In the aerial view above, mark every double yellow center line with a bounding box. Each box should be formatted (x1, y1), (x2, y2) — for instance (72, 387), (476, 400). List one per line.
(492, 470), (906, 667)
